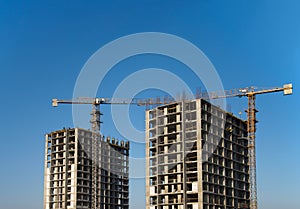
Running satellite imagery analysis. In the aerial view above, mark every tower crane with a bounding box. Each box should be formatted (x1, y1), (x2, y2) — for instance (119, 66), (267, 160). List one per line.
(196, 83), (293, 209)
(52, 83), (292, 209)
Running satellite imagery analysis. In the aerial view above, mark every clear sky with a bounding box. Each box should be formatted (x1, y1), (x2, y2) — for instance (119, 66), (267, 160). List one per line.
(0, 1), (300, 209)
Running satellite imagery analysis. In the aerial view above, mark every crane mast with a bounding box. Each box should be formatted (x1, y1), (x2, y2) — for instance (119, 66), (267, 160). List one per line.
(52, 83), (292, 209)
(247, 93), (258, 209)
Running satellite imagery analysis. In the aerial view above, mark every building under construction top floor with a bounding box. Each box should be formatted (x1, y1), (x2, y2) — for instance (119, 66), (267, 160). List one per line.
(146, 99), (250, 209)
(43, 128), (129, 209)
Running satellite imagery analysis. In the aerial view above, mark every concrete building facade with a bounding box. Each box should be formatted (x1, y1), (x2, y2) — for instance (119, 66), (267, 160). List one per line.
(146, 99), (250, 209)
(43, 128), (129, 209)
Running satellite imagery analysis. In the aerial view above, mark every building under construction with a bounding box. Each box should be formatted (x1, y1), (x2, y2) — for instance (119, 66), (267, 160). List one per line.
(43, 128), (129, 209)
(146, 99), (250, 209)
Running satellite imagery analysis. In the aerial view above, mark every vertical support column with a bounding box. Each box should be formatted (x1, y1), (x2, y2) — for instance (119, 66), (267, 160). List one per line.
(91, 131), (98, 209)
(90, 104), (101, 133)
(90, 103), (101, 209)
(196, 99), (203, 207)
(247, 94), (258, 209)
(43, 134), (50, 209)
(145, 110), (150, 209)
(74, 129), (79, 209)
(181, 101), (187, 209)
(64, 130), (69, 209)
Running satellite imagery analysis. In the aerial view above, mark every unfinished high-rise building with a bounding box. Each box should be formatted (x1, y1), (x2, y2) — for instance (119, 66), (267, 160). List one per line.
(146, 99), (250, 209)
(43, 128), (129, 209)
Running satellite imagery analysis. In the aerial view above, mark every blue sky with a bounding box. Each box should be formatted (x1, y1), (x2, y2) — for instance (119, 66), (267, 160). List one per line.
(0, 1), (300, 209)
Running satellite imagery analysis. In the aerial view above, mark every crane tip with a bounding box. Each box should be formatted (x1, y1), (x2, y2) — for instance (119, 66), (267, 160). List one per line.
(52, 98), (58, 107)
(283, 83), (293, 95)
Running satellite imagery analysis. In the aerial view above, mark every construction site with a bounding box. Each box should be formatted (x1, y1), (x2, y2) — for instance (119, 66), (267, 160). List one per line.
(43, 84), (292, 209)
